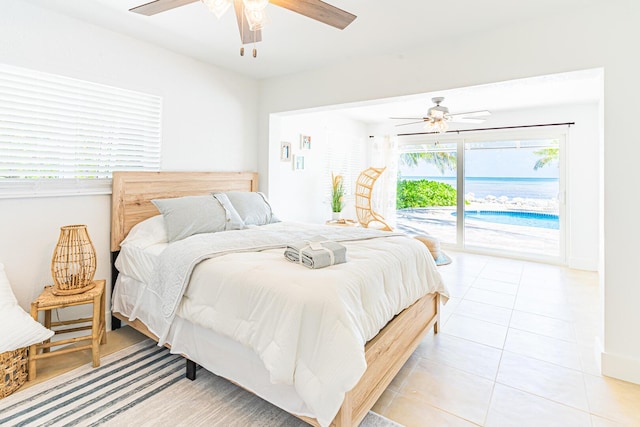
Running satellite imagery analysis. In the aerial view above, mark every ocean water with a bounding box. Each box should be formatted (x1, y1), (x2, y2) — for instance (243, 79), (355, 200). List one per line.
(401, 176), (559, 200)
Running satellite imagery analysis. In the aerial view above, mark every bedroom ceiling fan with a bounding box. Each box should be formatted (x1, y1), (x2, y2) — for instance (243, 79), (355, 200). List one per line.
(391, 97), (491, 133)
(129, 0), (357, 58)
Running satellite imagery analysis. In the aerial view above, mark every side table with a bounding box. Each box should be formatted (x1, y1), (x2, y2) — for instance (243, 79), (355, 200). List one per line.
(28, 279), (106, 380)
(325, 219), (359, 227)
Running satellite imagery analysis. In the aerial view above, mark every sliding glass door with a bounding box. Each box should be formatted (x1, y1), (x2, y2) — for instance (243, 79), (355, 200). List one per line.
(397, 132), (565, 262)
(462, 138), (562, 258)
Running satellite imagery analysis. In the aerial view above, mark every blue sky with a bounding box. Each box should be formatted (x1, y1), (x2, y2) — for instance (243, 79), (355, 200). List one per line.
(400, 147), (559, 179)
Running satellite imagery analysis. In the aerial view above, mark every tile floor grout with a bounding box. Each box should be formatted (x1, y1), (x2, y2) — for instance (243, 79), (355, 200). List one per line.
(376, 250), (640, 427)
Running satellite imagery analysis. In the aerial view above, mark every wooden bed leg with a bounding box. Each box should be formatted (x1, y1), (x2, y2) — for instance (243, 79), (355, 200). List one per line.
(111, 251), (121, 330)
(434, 293), (441, 334)
(186, 359), (196, 380)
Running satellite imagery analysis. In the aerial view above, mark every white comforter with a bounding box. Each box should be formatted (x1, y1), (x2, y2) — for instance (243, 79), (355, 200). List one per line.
(133, 222), (447, 426)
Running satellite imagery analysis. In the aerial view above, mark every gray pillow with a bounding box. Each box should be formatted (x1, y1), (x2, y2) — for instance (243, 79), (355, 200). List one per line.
(152, 195), (244, 242)
(218, 192), (280, 226)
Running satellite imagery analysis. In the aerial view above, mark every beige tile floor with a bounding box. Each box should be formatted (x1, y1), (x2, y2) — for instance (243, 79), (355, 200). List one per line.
(373, 251), (640, 427)
(19, 251), (640, 426)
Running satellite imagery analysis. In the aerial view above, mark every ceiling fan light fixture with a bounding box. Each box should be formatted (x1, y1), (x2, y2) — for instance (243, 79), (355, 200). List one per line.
(244, 7), (270, 31)
(425, 119), (449, 134)
(428, 108), (447, 120)
(242, 0), (270, 31)
(201, 0), (232, 19)
(243, 0), (269, 10)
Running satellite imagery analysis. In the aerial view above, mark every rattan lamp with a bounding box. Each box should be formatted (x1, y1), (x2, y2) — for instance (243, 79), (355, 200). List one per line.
(50, 225), (97, 296)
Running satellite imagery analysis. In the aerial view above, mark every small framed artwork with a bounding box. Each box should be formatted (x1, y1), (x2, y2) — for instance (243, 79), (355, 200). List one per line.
(293, 155), (305, 171)
(280, 141), (291, 161)
(300, 134), (311, 150)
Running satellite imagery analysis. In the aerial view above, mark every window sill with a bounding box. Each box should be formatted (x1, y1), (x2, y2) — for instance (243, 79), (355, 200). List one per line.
(0, 179), (112, 199)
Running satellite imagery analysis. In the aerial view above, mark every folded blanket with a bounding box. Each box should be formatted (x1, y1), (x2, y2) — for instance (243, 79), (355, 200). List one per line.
(284, 235), (347, 269)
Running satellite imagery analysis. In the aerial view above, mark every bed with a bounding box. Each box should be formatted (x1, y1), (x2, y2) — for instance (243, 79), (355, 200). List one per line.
(109, 171), (448, 427)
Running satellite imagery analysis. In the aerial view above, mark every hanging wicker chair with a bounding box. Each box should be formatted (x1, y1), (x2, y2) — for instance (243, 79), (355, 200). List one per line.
(355, 167), (392, 231)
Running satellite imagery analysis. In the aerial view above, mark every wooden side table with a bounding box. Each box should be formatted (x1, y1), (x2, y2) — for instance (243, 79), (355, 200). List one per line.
(28, 279), (106, 381)
(325, 219), (359, 227)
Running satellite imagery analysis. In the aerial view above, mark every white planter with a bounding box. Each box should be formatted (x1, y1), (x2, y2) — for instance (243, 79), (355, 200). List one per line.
(331, 211), (342, 221)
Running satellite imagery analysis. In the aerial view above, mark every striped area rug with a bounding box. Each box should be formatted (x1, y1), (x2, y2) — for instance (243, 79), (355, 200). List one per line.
(0, 340), (403, 427)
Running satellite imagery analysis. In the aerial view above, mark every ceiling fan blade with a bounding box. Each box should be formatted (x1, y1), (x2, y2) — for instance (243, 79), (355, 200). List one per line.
(450, 117), (487, 124)
(390, 117), (426, 120)
(269, 0), (357, 30)
(395, 120), (427, 127)
(233, 0), (262, 44)
(130, 0), (198, 15)
(449, 110), (491, 119)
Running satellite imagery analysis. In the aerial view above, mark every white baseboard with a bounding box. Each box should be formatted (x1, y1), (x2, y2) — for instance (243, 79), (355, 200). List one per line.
(601, 351), (640, 385)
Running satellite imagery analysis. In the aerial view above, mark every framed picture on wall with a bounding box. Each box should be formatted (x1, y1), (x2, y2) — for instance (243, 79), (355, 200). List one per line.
(280, 141), (292, 161)
(293, 155), (305, 170)
(300, 134), (311, 150)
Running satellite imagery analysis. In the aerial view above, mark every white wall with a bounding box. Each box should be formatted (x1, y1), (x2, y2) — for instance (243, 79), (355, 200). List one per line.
(268, 112), (367, 223)
(0, 1), (259, 324)
(258, 3), (640, 384)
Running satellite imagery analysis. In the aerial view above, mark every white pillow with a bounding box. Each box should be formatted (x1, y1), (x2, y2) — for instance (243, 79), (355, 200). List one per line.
(219, 192), (280, 226)
(120, 215), (168, 249)
(0, 263), (54, 353)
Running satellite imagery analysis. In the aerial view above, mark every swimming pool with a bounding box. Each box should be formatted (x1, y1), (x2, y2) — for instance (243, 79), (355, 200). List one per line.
(452, 210), (559, 229)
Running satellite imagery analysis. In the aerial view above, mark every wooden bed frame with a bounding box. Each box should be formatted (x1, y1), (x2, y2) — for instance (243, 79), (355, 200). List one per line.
(110, 171), (440, 427)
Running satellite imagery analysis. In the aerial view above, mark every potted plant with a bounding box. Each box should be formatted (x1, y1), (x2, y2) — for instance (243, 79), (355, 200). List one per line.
(331, 173), (345, 220)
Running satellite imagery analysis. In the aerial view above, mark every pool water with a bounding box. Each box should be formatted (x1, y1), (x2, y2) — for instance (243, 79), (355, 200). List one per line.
(452, 210), (559, 229)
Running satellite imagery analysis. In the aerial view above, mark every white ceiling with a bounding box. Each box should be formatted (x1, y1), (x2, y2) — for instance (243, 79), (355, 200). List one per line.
(288, 69), (602, 131)
(24, 0), (599, 80)
(22, 0), (602, 127)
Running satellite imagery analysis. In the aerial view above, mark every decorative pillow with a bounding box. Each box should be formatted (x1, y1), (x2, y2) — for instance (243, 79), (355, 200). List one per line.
(120, 215), (168, 249)
(219, 192), (280, 226)
(152, 195), (244, 242)
(0, 263), (54, 353)
(211, 193), (245, 230)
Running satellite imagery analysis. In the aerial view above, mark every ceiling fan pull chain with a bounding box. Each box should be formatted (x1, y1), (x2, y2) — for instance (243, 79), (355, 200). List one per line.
(253, 30), (257, 58)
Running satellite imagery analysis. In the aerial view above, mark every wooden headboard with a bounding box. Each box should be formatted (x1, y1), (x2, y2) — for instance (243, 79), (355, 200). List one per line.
(110, 171), (258, 251)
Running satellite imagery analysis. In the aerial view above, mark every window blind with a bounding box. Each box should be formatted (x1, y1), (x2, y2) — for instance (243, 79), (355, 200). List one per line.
(0, 63), (161, 197)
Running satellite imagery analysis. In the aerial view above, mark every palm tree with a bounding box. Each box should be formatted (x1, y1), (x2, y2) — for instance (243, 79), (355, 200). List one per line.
(533, 147), (559, 170)
(399, 152), (456, 174)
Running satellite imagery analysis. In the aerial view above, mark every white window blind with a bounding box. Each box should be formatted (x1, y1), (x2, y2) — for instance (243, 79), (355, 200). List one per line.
(0, 63), (161, 198)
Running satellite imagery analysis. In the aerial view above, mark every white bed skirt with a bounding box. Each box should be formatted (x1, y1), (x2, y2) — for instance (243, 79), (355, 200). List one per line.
(112, 274), (316, 420)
